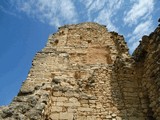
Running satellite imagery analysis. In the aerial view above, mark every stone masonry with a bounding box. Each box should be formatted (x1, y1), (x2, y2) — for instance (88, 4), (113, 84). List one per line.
(0, 22), (159, 120)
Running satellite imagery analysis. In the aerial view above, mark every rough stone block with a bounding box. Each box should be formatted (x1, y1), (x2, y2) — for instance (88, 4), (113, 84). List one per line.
(59, 112), (73, 119)
(49, 113), (59, 120)
(78, 107), (93, 111)
(57, 97), (68, 102)
(87, 116), (97, 120)
(51, 107), (62, 112)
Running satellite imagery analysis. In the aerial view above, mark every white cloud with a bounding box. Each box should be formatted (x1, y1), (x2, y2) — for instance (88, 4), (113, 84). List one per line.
(93, 9), (118, 31)
(124, 0), (154, 26)
(128, 19), (154, 53)
(9, 0), (78, 27)
(133, 20), (152, 35)
(81, 0), (124, 31)
(2, 0), (157, 53)
(81, 0), (94, 8)
(123, 0), (155, 53)
(88, 0), (106, 12)
(129, 41), (139, 53)
(7, 0), (123, 31)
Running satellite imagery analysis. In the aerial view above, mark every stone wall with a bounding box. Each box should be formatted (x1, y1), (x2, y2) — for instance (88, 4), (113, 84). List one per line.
(0, 22), (159, 120)
(133, 26), (160, 120)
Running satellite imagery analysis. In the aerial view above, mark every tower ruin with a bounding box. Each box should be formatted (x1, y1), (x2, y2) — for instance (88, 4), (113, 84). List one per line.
(0, 22), (160, 120)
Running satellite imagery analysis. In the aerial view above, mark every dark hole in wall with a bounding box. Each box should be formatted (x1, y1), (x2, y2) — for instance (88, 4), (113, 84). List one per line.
(54, 39), (59, 44)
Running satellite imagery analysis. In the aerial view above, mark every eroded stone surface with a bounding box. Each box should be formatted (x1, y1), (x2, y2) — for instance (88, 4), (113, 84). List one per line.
(0, 22), (159, 120)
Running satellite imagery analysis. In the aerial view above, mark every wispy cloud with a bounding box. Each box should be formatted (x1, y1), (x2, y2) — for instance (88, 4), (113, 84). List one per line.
(1, 0), (158, 53)
(123, 0), (155, 53)
(94, 1), (124, 31)
(128, 18), (154, 52)
(81, 0), (124, 31)
(124, 0), (154, 26)
(6, 0), (124, 31)
(9, 0), (78, 27)
(0, 5), (18, 17)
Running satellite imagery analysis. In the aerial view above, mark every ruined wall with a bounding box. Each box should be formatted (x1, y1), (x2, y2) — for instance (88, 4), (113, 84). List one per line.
(110, 32), (145, 120)
(133, 26), (160, 120)
(0, 23), (159, 120)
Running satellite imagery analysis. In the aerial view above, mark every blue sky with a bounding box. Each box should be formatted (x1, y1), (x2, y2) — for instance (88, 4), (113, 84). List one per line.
(0, 0), (159, 105)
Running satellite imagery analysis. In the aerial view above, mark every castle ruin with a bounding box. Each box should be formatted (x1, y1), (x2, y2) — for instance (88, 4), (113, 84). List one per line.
(0, 22), (160, 120)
